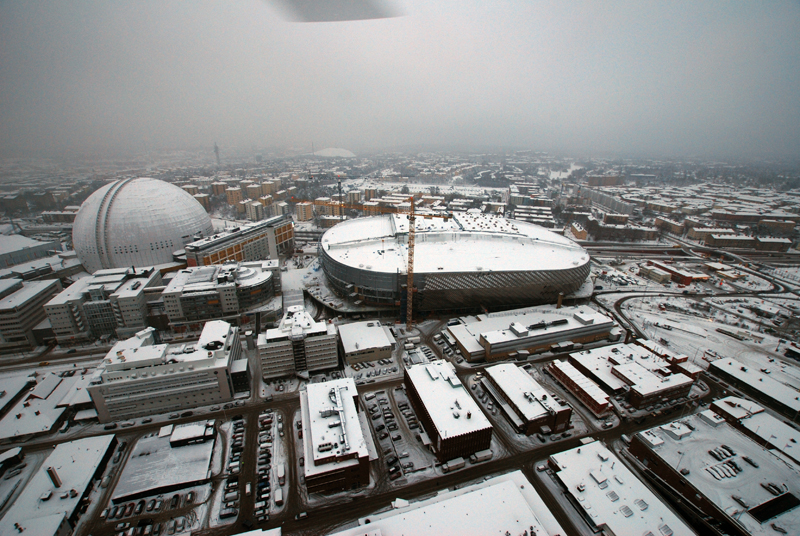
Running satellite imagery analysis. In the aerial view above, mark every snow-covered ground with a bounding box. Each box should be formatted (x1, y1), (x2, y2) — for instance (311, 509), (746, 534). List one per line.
(621, 296), (800, 396)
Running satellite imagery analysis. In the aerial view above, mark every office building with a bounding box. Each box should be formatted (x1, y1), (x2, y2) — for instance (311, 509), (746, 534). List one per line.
(161, 261), (278, 326)
(257, 305), (338, 379)
(87, 321), (241, 422)
(404, 361), (492, 461)
(45, 267), (162, 342)
(299, 378), (370, 493)
(483, 363), (572, 435)
(185, 215), (294, 267)
(337, 320), (396, 364)
(0, 278), (62, 351)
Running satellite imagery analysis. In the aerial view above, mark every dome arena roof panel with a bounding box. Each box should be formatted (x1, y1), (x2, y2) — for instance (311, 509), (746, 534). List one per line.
(321, 213), (588, 274)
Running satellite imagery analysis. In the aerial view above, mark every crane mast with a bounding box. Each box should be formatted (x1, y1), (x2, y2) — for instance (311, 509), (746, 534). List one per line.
(406, 201), (416, 328)
(309, 196), (448, 328)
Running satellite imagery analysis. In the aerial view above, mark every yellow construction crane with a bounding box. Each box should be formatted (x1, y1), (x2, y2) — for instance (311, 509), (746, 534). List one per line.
(309, 197), (450, 327)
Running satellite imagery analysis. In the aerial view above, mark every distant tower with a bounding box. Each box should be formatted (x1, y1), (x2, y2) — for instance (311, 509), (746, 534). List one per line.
(214, 142), (220, 167)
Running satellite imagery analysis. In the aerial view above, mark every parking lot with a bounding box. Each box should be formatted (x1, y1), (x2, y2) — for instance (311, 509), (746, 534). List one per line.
(362, 387), (436, 485)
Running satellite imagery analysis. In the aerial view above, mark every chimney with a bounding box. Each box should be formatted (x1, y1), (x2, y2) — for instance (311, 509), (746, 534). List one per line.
(46, 466), (62, 488)
(557, 292), (564, 309)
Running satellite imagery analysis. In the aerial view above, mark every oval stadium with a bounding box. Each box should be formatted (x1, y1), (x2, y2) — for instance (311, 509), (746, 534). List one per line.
(73, 178), (214, 273)
(320, 212), (591, 311)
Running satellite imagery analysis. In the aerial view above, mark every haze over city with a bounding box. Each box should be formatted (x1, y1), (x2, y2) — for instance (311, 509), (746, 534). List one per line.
(4, 3), (800, 536)
(1, 1), (799, 159)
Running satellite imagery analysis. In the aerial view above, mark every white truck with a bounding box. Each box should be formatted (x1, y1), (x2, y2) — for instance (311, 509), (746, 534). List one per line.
(442, 457), (465, 473)
(274, 488), (284, 506)
(469, 449), (493, 464)
(277, 463), (286, 486)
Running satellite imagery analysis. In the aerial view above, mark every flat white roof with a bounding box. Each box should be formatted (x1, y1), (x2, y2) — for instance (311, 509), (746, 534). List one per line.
(113, 431), (214, 501)
(449, 304), (613, 358)
(549, 440), (694, 536)
(100, 321), (235, 375)
(0, 373), (74, 440)
(302, 378), (368, 478)
(612, 362), (693, 396)
(570, 342), (691, 395)
(337, 321), (394, 355)
(0, 435), (115, 531)
(484, 364), (554, 422)
(636, 413), (800, 535)
(711, 357), (800, 413)
(321, 212), (588, 275)
(265, 305), (332, 341)
(328, 470), (564, 536)
(406, 361), (492, 439)
(550, 360), (609, 407)
(0, 280), (59, 310)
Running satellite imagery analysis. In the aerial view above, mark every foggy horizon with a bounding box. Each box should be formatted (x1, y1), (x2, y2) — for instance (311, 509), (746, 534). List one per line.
(1, 1), (799, 160)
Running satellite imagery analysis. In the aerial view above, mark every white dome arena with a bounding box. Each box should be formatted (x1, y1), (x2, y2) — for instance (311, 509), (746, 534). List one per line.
(73, 178), (214, 273)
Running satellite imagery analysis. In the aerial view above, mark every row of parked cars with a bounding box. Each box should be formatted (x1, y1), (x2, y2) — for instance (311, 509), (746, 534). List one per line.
(220, 415), (245, 520)
(108, 493), (190, 536)
(255, 410), (277, 524)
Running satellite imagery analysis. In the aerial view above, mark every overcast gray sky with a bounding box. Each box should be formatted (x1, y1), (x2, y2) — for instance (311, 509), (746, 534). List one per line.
(1, 1), (798, 159)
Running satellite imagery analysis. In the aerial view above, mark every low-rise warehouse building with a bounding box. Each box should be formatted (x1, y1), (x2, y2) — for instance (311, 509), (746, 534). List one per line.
(629, 410), (800, 536)
(299, 378), (370, 494)
(483, 363), (571, 435)
(569, 343), (694, 409)
(447, 305), (617, 362)
(327, 470), (564, 536)
(404, 361), (492, 461)
(547, 360), (611, 417)
(0, 435), (116, 536)
(548, 440), (694, 536)
(337, 320), (396, 365)
(709, 357), (800, 419)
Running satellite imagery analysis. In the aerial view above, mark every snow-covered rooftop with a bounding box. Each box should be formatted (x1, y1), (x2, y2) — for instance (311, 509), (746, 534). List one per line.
(112, 430), (215, 502)
(405, 361), (492, 439)
(328, 470), (564, 536)
(710, 357), (800, 414)
(570, 343), (692, 396)
(449, 304), (613, 359)
(635, 412), (800, 535)
(0, 435), (115, 534)
(549, 360), (610, 408)
(0, 373), (75, 440)
(549, 440), (694, 536)
(484, 363), (556, 422)
(337, 321), (395, 355)
(301, 378), (368, 478)
(321, 212), (588, 275)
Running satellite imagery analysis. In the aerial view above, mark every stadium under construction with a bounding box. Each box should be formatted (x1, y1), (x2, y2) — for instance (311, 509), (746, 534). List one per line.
(319, 212), (591, 313)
